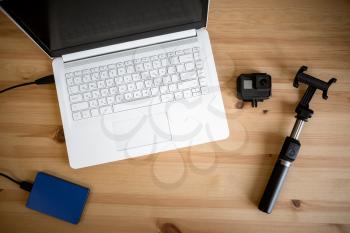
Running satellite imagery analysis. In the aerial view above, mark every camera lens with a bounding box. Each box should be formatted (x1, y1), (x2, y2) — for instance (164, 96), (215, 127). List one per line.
(260, 79), (267, 86)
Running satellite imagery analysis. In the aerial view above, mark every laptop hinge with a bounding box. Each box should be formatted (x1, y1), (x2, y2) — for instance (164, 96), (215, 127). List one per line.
(62, 29), (197, 63)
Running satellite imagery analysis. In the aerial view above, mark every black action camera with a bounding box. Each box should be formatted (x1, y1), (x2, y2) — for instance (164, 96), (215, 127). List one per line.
(237, 73), (272, 107)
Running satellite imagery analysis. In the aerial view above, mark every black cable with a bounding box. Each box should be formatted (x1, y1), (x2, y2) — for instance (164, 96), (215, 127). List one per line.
(0, 172), (33, 192)
(0, 74), (55, 94)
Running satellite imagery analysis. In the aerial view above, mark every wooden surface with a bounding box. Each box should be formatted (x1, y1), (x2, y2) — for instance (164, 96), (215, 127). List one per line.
(1, 0), (350, 232)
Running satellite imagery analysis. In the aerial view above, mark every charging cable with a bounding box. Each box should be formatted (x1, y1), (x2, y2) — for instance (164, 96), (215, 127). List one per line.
(0, 172), (33, 192)
(0, 75), (55, 94)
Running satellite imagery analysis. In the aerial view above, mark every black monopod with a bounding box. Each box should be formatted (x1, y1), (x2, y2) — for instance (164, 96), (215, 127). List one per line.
(258, 66), (337, 214)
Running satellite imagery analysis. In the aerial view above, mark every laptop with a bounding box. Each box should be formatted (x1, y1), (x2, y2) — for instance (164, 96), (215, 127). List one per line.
(0, 0), (229, 169)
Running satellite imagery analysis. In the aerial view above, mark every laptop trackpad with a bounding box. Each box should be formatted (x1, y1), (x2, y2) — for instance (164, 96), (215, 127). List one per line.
(112, 112), (172, 150)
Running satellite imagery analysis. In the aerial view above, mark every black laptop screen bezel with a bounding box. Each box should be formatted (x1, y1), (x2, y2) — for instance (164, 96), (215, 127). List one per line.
(0, 0), (209, 57)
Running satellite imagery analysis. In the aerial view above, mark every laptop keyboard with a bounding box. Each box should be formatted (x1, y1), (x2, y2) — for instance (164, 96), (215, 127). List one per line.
(65, 47), (209, 121)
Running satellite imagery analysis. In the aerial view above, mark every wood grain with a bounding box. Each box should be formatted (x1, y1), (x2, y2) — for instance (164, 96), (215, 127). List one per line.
(1, 0), (350, 232)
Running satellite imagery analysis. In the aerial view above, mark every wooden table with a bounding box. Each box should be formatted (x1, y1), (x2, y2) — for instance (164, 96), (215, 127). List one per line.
(1, 0), (350, 232)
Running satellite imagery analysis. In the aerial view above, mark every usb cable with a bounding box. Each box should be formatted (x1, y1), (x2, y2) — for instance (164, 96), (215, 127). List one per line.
(0, 172), (33, 192)
(0, 75), (55, 94)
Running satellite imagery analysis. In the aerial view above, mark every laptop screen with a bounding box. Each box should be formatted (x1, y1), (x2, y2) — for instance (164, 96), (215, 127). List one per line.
(0, 0), (208, 57)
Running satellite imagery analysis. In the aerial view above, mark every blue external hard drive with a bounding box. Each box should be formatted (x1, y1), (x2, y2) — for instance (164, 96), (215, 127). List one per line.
(26, 172), (90, 224)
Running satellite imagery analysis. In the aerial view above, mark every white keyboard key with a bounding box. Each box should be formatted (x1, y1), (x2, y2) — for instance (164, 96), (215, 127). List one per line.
(196, 60), (204, 69)
(99, 65), (108, 71)
(179, 54), (193, 63)
(176, 64), (185, 73)
(142, 57), (149, 62)
(185, 62), (195, 71)
(69, 86), (79, 94)
(150, 55), (159, 61)
(170, 57), (180, 65)
(134, 91), (142, 99)
(115, 95), (124, 103)
(178, 80), (199, 90)
(126, 66), (135, 74)
(109, 69), (117, 78)
(159, 68), (167, 76)
(70, 94), (83, 103)
(100, 71), (108, 79)
(118, 67), (126, 75)
(132, 74), (141, 81)
(89, 83), (97, 90)
(83, 92), (93, 101)
(180, 71), (197, 81)
(106, 78), (115, 87)
(82, 110), (91, 119)
(198, 69), (206, 76)
(151, 87), (159, 96)
(199, 78), (207, 86)
(167, 52), (175, 57)
(72, 102), (89, 112)
(141, 72), (150, 79)
(100, 106), (113, 115)
(135, 64), (144, 72)
(144, 62), (152, 70)
(108, 64), (117, 69)
(161, 93), (174, 103)
(161, 59), (168, 67)
(175, 91), (184, 100)
(168, 66), (176, 74)
(98, 98), (107, 106)
(192, 87), (200, 93)
(159, 54), (166, 59)
(124, 93), (133, 101)
(193, 47), (200, 52)
(171, 74), (180, 83)
(91, 109), (99, 117)
(115, 77), (124, 85)
(136, 81), (144, 90)
(142, 89), (151, 97)
(201, 87), (209, 95)
(163, 76), (171, 84)
(154, 77), (162, 86)
(90, 67), (99, 73)
(184, 90), (192, 99)
(192, 91), (201, 97)
(80, 84), (89, 92)
(150, 70), (158, 78)
(97, 81), (106, 88)
(124, 75), (132, 83)
(91, 73), (99, 81)
(72, 112), (82, 121)
(74, 76), (82, 85)
(145, 80), (153, 88)
(83, 74), (91, 83)
(92, 90), (101, 99)
(110, 87), (118, 95)
(101, 89), (109, 97)
(89, 100), (98, 108)
(194, 52), (200, 60)
(74, 70), (82, 76)
(175, 50), (184, 55)
(125, 60), (133, 66)
(117, 62), (124, 68)
(169, 84), (177, 92)
(66, 72), (74, 78)
(134, 58), (141, 64)
(153, 60), (161, 69)
(128, 83), (136, 91)
(66, 78), (74, 86)
(119, 85), (127, 93)
(113, 96), (161, 113)
(160, 85), (168, 94)
(184, 48), (192, 54)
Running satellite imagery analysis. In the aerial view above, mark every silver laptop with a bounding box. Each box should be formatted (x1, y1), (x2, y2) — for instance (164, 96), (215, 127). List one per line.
(1, 0), (229, 168)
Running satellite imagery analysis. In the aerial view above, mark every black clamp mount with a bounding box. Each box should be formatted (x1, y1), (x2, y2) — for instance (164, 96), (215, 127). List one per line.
(258, 66), (337, 214)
